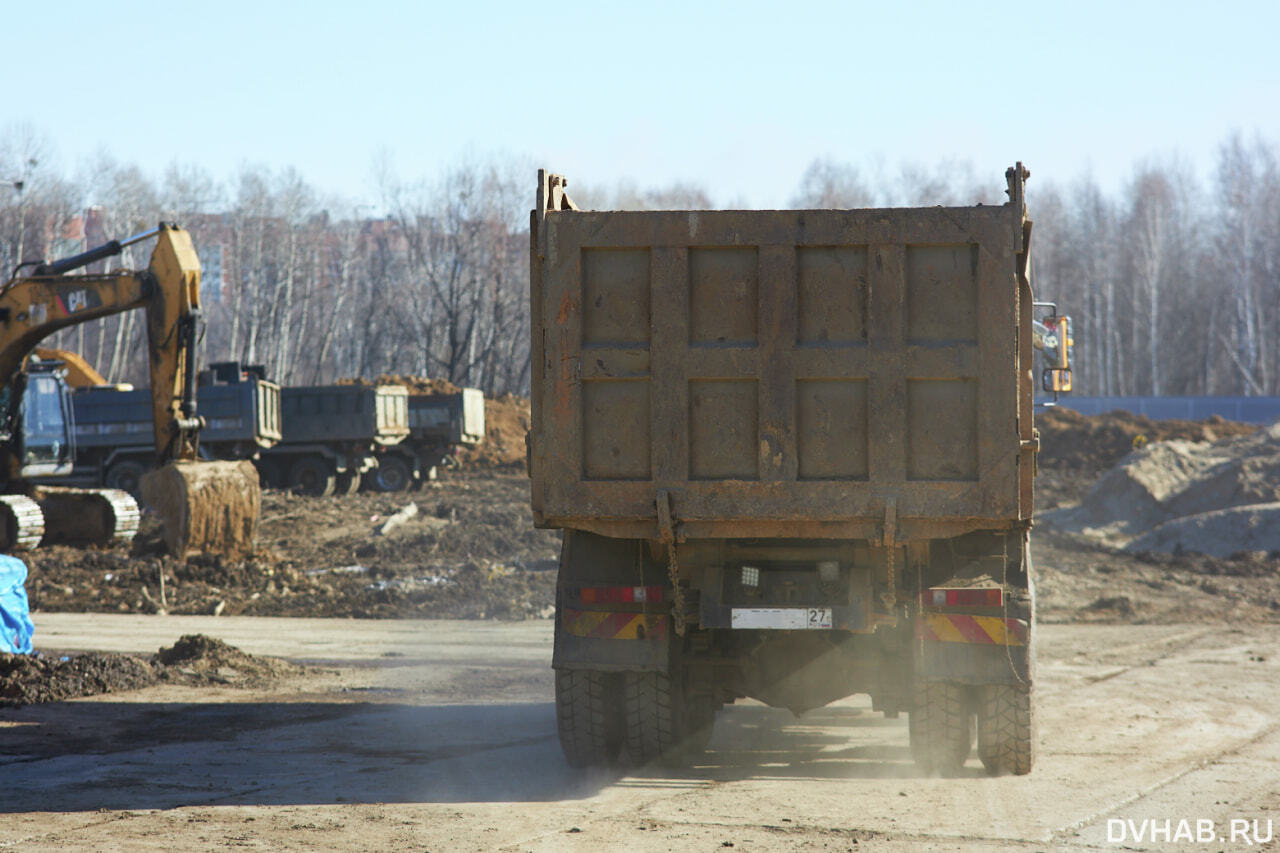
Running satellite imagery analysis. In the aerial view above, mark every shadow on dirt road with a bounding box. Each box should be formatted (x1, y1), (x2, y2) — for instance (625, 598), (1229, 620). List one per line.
(1, 698), (952, 812)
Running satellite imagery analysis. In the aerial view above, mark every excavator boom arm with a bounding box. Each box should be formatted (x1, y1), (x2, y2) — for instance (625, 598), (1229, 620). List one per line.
(0, 223), (203, 463)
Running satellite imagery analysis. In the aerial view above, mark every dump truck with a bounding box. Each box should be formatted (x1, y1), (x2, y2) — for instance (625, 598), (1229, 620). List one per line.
(531, 164), (1071, 775)
(255, 382), (410, 496)
(39, 365), (282, 494)
(371, 387), (485, 490)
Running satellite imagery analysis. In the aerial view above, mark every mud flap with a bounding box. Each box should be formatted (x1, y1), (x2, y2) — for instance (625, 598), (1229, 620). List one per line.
(915, 612), (1032, 684)
(553, 604), (671, 672)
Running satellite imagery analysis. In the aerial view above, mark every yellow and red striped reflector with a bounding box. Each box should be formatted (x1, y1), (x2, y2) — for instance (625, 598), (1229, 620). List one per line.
(920, 587), (1003, 608)
(561, 608), (666, 640)
(916, 613), (1028, 646)
(577, 585), (664, 604)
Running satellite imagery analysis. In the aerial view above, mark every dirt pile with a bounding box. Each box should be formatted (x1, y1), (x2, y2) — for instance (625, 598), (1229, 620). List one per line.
(1037, 407), (1258, 473)
(1044, 420), (1280, 557)
(458, 394), (530, 468)
(1, 650), (157, 705)
(0, 634), (294, 707)
(338, 374), (462, 395)
(155, 633), (301, 685)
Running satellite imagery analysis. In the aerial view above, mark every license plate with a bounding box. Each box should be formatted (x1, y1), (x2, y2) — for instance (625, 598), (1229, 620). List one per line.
(731, 607), (834, 629)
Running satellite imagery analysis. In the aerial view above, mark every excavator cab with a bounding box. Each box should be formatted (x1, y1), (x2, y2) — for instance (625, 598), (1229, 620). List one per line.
(16, 364), (75, 478)
(0, 364), (75, 483)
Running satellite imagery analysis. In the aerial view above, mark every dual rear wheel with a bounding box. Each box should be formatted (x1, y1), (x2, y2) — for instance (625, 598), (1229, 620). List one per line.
(908, 680), (1034, 776)
(555, 668), (715, 768)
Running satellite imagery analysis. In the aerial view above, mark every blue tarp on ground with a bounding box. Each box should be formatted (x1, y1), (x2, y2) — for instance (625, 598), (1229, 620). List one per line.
(0, 554), (34, 654)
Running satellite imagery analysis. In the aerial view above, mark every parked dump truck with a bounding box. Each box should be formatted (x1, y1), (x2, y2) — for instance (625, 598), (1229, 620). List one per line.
(255, 380), (410, 496)
(371, 388), (486, 490)
(52, 366), (281, 494)
(531, 165), (1070, 775)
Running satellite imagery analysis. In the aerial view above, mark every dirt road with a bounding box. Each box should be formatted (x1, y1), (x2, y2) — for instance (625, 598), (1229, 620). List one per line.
(2, 616), (1276, 851)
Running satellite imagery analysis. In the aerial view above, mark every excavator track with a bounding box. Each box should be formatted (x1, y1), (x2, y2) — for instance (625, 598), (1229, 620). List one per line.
(34, 487), (141, 547)
(0, 494), (46, 551)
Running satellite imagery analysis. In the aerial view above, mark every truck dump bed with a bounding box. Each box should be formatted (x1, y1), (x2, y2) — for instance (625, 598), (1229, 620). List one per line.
(408, 388), (485, 446)
(529, 168), (1037, 543)
(279, 385), (409, 445)
(72, 380), (282, 448)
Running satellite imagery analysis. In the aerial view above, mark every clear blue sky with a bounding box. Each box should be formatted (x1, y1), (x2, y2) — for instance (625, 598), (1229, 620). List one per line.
(7, 0), (1278, 207)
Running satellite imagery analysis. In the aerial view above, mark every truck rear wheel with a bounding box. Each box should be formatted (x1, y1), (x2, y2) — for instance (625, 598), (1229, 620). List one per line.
(977, 682), (1034, 775)
(622, 670), (712, 767)
(288, 456), (336, 497)
(909, 681), (973, 776)
(371, 456), (412, 492)
(555, 668), (623, 768)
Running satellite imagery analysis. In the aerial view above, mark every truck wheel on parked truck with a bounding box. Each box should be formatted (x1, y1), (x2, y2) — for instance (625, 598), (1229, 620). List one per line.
(977, 682), (1033, 775)
(288, 456), (336, 497)
(371, 456), (412, 492)
(555, 668), (623, 768)
(105, 459), (147, 496)
(909, 681), (973, 775)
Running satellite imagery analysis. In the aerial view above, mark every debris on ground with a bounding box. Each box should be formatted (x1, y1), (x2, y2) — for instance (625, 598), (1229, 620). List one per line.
(22, 471), (559, 620)
(0, 634), (297, 707)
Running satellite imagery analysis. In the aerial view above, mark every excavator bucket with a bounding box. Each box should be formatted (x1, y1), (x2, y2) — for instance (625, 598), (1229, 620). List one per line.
(140, 460), (260, 559)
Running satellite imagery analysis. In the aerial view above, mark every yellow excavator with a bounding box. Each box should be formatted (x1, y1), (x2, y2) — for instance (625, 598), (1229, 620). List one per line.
(1, 223), (261, 558)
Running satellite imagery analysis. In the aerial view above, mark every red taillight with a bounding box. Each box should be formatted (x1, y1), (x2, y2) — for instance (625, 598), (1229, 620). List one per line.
(577, 586), (663, 604)
(920, 587), (1003, 608)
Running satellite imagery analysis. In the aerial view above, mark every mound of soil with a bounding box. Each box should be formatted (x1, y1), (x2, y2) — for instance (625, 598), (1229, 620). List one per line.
(1044, 421), (1280, 557)
(0, 634), (295, 707)
(1037, 407), (1257, 473)
(457, 394), (530, 468)
(338, 374), (462, 395)
(1, 651), (157, 705)
(155, 633), (300, 685)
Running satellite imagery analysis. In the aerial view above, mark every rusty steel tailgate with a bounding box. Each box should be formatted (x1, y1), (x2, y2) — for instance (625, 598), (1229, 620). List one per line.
(529, 168), (1036, 542)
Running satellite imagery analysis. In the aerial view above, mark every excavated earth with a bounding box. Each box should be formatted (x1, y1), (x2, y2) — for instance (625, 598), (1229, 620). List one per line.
(1, 633), (299, 706)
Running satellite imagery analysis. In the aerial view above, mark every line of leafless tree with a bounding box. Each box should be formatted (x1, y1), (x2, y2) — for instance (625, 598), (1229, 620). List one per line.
(2, 124), (1277, 396)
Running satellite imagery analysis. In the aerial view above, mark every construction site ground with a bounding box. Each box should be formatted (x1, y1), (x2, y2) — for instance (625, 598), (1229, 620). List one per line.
(2, 616), (1276, 851)
(2, 408), (1279, 850)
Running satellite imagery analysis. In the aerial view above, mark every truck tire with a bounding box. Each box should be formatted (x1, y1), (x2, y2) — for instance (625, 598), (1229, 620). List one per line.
(621, 670), (712, 767)
(371, 456), (412, 492)
(555, 668), (623, 768)
(909, 681), (973, 775)
(977, 682), (1034, 775)
(104, 459), (147, 495)
(288, 456), (336, 497)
